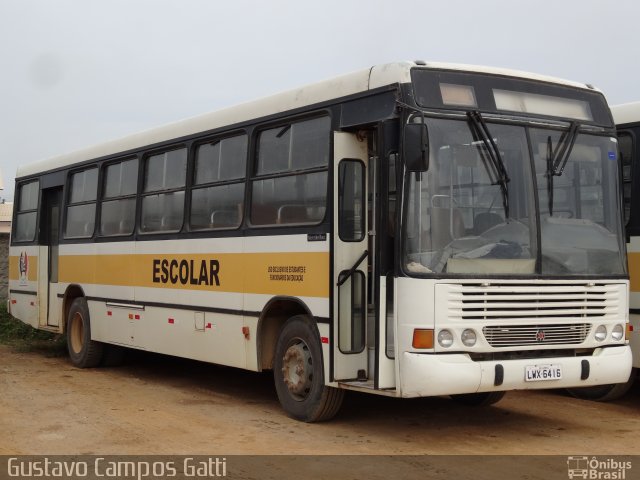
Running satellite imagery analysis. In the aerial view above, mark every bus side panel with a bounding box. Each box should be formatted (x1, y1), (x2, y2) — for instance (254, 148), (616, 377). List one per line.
(47, 290), (63, 328)
(52, 235), (330, 372)
(627, 235), (640, 368)
(78, 241), (136, 345)
(242, 234), (331, 376)
(243, 316), (259, 371)
(134, 306), (248, 369)
(90, 300), (135, 347)
(7, 245), (40, 328)
(133, 237), (247, 369)
(56, 240), (245, 368)
(630, 313), (640, 369)
(318, 323), (332, 386)
(7, 293), (39, 328)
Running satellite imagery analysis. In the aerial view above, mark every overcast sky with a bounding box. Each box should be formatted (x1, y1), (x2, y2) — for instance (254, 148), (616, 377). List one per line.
(1, 0), (638, 200)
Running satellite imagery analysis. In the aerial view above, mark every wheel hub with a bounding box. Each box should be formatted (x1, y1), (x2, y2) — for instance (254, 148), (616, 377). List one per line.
(281, 341), (312, 400)
(70, 312), (84, 354)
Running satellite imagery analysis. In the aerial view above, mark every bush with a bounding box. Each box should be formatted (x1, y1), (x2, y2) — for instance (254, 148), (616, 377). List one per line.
(0, 303), (67, 355)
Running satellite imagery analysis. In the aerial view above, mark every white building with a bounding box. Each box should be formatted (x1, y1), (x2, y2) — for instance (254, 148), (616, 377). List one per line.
(0, 202), (12, 234)
(0, 199), (12, 301)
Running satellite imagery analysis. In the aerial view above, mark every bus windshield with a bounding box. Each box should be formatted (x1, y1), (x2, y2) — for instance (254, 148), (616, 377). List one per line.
(403, 116), (626, 276)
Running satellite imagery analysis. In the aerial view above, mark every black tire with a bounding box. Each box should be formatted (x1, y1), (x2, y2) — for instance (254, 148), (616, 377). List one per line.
(273, 315), (344, 422)
(451, 391), (506, 406)
(566, 370), (637, 401)
(101, 345), (127, 367)
(66, 298), (104, 368)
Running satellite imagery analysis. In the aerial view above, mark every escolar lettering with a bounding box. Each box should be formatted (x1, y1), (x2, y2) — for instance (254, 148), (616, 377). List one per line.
(152, 259), (220, 286)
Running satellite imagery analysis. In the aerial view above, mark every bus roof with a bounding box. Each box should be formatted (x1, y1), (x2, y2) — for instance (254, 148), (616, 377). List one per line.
(16, 61), (598, 179)
(611, 101), (640, 126)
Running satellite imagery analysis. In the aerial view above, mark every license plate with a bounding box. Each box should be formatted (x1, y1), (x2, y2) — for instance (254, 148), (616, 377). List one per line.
(525, 364), (562, 382)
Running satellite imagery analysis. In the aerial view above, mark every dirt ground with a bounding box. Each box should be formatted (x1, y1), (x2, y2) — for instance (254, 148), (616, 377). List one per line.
(0, 346), (640, 455)
(1, 343), (639, 458)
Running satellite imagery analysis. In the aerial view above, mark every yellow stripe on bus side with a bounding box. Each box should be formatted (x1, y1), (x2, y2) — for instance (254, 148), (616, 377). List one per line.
(57, 252), (330, 298)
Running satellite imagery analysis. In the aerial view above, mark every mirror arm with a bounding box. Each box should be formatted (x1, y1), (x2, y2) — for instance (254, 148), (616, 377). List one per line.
(420, 109), (426, 158)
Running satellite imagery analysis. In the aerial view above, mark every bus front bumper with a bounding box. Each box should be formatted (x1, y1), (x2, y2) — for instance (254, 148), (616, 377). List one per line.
(399, 345), (632, 398)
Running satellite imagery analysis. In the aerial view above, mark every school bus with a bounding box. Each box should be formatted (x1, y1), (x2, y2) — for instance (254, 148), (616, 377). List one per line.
(590, 101), (640, 400)
(8, 61), (632, 421)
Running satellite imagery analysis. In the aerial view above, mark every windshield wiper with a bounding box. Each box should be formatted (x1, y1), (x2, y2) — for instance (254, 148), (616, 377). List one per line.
(545, 122), (580, 215)
(466, 110), (510, 219)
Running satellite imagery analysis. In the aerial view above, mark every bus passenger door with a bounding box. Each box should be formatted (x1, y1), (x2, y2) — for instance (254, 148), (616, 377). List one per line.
(38, 187), (62, 327)
(333, 132), (368, 381)
(376, 146), (399, 390)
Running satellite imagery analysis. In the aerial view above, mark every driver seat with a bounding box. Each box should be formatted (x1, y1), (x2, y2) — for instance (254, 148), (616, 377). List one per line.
(428, 207), (465, 250)
(474, 212), (503, 235)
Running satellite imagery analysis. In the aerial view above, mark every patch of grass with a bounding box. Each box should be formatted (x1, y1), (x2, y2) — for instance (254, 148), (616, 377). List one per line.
(0, 303), (67, 356)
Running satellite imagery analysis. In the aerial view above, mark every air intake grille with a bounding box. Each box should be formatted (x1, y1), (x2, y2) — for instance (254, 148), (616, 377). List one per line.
(447, 284), (620, 321)
(483, 323), (591, 347)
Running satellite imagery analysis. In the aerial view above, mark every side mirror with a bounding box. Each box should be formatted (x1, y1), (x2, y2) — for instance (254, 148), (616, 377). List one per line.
(403, 123), (429, 172)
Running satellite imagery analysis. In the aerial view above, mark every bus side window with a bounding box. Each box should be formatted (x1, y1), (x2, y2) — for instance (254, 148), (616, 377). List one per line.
(64, 168), (98, 239)
(338, 160), (365, 241)
(14, 180), (39, 242)
(190, 134), (247, 231)
(140, 147), (187, 233)
(250, 116), (330, 227)
(100, 158), (138, 236)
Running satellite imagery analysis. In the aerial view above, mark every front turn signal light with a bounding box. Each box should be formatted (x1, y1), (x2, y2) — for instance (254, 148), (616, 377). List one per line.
(412, 329), (434, 349)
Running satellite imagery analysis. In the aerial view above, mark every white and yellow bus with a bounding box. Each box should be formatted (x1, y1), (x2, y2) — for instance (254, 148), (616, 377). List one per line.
(603, 101), (640, 398)
(8, 61), (632, 421)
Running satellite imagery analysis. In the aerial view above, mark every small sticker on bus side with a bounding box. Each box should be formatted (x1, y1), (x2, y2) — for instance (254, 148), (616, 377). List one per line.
(307, 233), (327, 242)
(608, 151), (616, 160)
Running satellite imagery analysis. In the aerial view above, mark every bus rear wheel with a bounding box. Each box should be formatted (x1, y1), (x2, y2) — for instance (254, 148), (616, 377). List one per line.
(66, 298), (104, 368)
(273, 315), (344, 422)
(566, 371), (636, 401)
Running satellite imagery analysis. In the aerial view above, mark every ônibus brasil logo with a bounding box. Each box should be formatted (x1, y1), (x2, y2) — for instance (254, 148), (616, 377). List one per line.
(567, 456), (632, 479)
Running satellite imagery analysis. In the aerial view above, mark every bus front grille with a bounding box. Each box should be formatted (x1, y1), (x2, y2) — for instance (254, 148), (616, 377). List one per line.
(444, 283), (621, 321)
(482, 323), (591, 347)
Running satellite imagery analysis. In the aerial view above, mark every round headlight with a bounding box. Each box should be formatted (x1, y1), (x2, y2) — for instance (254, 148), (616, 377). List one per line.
(594, 325), (607, 342)
(611, 324), (624, 341)
(438, 329), (454, 348)
(461, 329), (477, 347)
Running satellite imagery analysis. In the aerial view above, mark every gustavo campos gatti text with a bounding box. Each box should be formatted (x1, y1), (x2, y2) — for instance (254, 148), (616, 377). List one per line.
(7, 457), (227, 479)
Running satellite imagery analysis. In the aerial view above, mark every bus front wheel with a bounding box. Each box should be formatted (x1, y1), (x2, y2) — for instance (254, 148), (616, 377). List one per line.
(451, 391), (506, 406)
(273, 315), (344, 422)
(66, 297), (104, 368)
